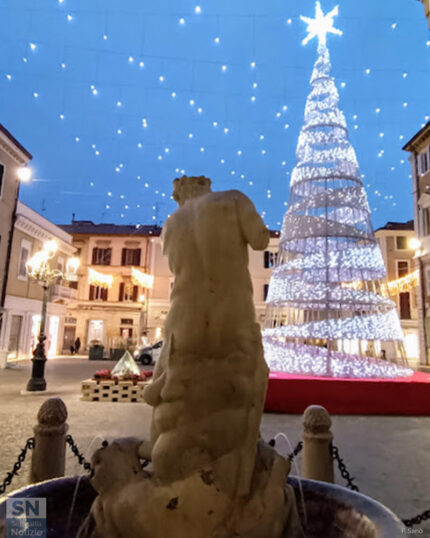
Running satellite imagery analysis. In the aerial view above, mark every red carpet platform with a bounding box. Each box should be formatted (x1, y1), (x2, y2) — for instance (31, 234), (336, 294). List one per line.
(264, 371), (430, 415)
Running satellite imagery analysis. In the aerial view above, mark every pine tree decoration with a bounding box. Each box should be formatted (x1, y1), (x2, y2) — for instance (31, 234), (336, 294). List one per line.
(263, 3), (412, 378)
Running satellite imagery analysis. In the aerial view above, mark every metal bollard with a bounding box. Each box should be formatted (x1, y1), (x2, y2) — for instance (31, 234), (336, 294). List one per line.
(30, 398), (69, 484)
(301, 404), (334, 483)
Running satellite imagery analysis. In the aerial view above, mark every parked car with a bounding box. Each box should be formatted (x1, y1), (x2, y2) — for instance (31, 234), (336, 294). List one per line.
(134, 341), (163, 365)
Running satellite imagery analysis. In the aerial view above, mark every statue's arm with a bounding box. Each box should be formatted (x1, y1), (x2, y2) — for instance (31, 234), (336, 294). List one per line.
(235, 191), (270, 251)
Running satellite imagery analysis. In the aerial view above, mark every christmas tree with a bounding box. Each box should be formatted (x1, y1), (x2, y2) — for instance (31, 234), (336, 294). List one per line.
(263, 3), (412, 378)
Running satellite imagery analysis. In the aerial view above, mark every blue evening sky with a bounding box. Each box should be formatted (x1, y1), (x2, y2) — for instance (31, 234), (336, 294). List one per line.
(0, 0), (428, 230)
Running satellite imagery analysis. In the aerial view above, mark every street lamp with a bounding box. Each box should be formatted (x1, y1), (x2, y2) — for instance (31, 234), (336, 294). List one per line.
(25, 240), (79, 391)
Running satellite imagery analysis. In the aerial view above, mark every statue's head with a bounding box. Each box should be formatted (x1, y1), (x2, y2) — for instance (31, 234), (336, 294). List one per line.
(172, 175), (212, 206)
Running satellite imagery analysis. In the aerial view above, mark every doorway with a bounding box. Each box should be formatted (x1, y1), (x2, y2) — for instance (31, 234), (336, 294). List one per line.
(63, 326), (76, 353)
(8, 315), (23, 358)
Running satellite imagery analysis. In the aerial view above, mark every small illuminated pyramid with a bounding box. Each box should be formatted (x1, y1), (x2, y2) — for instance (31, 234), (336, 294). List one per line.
(263, 3), (412, 378)
(111, 350), (141, 377)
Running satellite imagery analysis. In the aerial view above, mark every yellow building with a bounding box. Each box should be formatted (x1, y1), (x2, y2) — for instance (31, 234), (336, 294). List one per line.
(0, 202), (76, 363)
(59, 221), (159, 354)
(375, 221), (419, 365)
(404, 122), (430, 365)
(0, 125), (32, 365)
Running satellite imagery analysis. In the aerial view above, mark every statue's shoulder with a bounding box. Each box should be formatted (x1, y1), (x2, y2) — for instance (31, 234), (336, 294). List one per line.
(208, 189), (251, 203)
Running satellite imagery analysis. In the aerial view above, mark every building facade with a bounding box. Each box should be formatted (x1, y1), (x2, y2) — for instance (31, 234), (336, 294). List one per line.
(0, 202), (76, 363)
(59, 222), (160, 354)
(59, 221), (280, 354)
(403, 122), (430, 365)
(0, 125), (32, 361)
(375, 221), (419, 365)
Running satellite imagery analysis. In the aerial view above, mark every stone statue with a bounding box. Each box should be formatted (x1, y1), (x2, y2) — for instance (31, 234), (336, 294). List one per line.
(78, 176), (301, 538)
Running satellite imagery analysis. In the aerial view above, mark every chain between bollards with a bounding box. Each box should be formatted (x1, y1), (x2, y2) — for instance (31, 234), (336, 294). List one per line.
(0, 437), (35, 495)
(65, 434), (94, 475)
(330, 443), (359, 492)
(402, 509), (430, 527)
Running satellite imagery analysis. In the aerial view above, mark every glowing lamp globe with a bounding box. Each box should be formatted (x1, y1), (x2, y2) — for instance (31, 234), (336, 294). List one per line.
(17, 166), (32, 182)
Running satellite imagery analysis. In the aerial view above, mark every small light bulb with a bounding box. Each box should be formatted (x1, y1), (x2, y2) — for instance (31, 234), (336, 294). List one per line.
(128, 56), (134, 63)
(214, 37), (220, 44)
(250, 61), (256, 68)
(195, 5), (201, 14)
(29, 43), (36, 51)
(221, 65), (227, 72)
(179, 17), (185, 25)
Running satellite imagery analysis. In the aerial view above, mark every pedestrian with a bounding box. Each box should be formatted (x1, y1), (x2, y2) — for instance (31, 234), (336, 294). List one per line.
(74, 337), (81, 354)
(70, 344), (75, 355)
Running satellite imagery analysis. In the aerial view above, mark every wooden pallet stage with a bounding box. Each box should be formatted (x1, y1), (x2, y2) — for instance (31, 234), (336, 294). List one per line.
(81, 378), (151, 403)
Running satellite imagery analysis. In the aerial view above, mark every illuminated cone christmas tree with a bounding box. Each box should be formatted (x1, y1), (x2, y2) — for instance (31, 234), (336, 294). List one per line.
(263, 3), (412, 378)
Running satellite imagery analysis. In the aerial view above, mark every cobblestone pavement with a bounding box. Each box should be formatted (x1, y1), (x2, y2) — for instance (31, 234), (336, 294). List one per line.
(1, 358), (430, 534)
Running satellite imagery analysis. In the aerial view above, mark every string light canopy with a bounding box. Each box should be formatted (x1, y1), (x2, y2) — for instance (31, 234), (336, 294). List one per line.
(262, 2), (412, 379)
(131, 267), (154, 289)
(88, 268), (114, 289)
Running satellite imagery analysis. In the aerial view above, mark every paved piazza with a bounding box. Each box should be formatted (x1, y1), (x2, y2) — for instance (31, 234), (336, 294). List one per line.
(1, 358), (429, 533)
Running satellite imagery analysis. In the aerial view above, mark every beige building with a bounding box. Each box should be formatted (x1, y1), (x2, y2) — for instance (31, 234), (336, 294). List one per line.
(59, 221), (280, 354)
(0, 125), (32, 355)
(375, 221), (419, 365)
(59, 222), (159, 355)
(403, 122), (430, 365)
(0, 202), (76, 363)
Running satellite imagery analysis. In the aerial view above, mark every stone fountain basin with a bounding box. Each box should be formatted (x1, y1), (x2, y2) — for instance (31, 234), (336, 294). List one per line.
(0, 475), (404, 538)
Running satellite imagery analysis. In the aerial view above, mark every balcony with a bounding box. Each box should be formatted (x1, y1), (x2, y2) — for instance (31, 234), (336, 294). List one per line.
(52, 284), (77, 301)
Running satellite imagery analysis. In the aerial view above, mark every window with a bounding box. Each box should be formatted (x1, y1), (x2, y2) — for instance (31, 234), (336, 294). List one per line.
(0, 163), (4, 197)
(17, 239), (32, 280)
(396, 236), (408, 250)
(419, 150), (429, 175)
(92, 247), (111, 265)
(399, 292), (411, 320)
(121, 327), (133, 338)
(121, 248), (141, 266)
(120, 318), (133, 325)
(397, 261), (409, 278)
(263, 284), (269, 300)
(118, 282), (138, 302)
(263, 251), (277, 268)
(89, 285), (108, 301)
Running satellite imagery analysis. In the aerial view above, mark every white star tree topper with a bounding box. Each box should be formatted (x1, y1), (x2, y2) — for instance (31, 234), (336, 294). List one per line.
(300, 2), (342, 46)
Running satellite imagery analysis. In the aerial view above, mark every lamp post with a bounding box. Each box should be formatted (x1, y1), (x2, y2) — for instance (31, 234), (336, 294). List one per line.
(25, 240), (79, 391)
